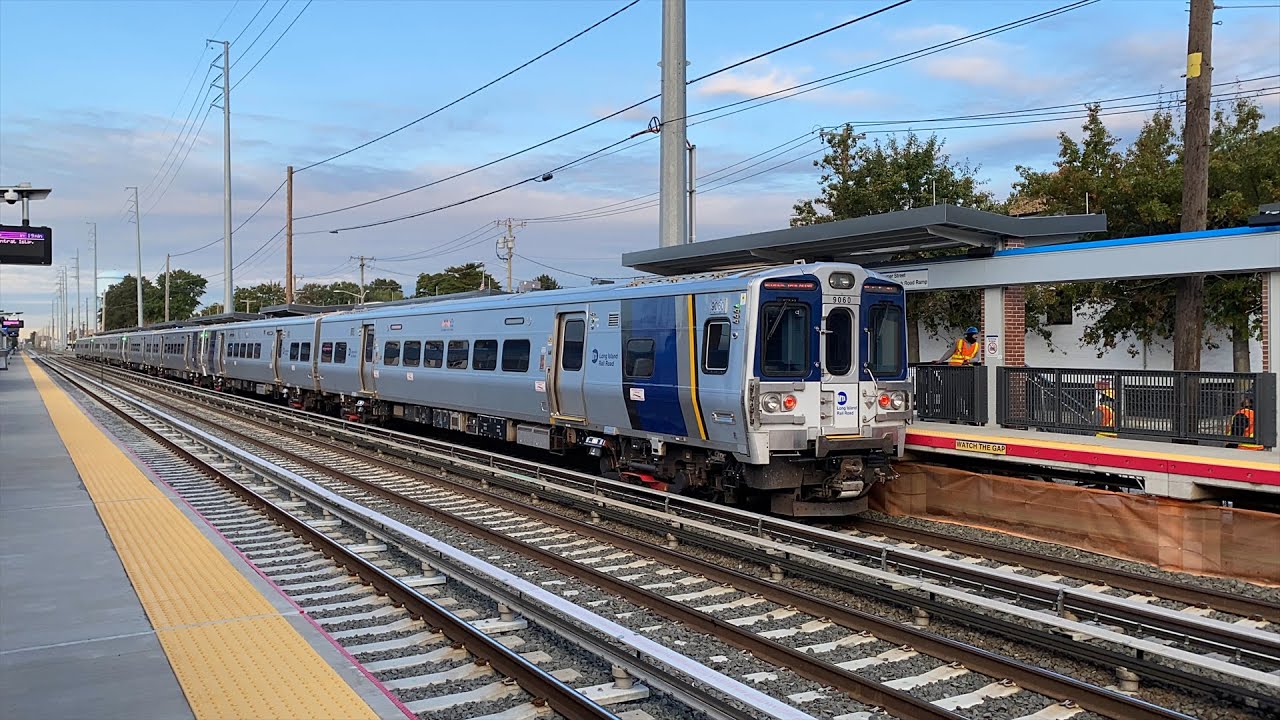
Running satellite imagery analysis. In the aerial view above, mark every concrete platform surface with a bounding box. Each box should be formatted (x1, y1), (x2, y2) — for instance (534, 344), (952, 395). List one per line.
(2, 354), (408, 720)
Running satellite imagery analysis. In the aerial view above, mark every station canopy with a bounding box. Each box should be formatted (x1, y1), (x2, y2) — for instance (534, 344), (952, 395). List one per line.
(621, 204), (1107, 277)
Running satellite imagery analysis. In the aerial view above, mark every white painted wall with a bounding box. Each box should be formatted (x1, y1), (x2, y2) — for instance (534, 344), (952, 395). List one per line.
(916, 307), (1264, 372)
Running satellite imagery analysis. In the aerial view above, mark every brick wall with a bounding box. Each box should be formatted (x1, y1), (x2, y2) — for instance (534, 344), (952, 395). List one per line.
(1003, 238), (1027, 367)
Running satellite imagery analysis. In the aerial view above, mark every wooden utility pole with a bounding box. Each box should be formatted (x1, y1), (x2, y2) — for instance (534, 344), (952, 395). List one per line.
(496, 218), (525, 292)
(1174, 0), (1214, 371)
(164, 253), (171, 323)
(285, 165), (294, 304)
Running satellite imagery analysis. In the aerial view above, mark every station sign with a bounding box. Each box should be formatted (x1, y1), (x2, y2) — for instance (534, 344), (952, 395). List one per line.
(0, 225), (53, 266)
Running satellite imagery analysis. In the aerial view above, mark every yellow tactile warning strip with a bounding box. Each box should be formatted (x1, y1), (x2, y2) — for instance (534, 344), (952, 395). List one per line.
(28, 360), (380, 720)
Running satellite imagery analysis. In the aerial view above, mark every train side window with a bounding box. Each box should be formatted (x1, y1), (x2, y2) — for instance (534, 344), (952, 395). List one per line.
(501, 339), (530, 372)
(624, 338), (655, 379)
(279, 340), (285, 358)
(703, 320), (731, 374)
(402, 340), (421, 367)
(321, 342), (334, 363)
(383, 341), (400, 366)
(562, 319), (585, 371)
(300, 342), (311, 362)
(289, 342), (299, 361)
(254, 343), (262, 359)
(424, 340), (443, 368)
(824, 308), (853, 376)
(474, 339), (498, 371)
(334, 342), (348, 364)
(447, 340), (469, 369)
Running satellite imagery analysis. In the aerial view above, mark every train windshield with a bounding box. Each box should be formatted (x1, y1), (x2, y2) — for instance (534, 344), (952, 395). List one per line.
(760, 300), (810, 377)
(865, 302), (905, 377)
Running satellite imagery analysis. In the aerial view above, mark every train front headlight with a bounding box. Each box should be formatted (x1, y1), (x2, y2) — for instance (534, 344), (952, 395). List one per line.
(762, 393), (781, 413)
(828, 272), (855, 289)
(890, 391), (905, 410)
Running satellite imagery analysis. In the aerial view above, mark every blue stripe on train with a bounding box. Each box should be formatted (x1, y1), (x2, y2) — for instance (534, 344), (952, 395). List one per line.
(621, 296), (687, 437)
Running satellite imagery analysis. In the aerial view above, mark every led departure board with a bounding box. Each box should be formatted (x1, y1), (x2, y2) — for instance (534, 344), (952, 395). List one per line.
(0, 225), (53, 265)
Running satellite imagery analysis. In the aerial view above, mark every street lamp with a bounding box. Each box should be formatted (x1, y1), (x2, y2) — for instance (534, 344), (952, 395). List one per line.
(330, 289), (365, 305)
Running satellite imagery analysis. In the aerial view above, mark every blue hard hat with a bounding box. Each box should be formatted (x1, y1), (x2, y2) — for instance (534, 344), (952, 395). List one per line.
(965, 326), (979, 335)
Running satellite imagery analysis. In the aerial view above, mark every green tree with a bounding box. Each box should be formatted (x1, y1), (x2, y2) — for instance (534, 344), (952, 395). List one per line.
(365, 277), (404, 302)
(102, 275), (154, 330)
(197, 303), (224, 317)
(414, 262), (500, 297)
(1012, 98), (1278, 369)
(151, 269), (208, 321)
(790, 126), (999, 361)
(531, 273), (561, 291)
(233, 282), (286, 314)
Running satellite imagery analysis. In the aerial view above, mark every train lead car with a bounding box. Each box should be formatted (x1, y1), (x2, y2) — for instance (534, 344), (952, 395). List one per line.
(76, 262), (911, 517)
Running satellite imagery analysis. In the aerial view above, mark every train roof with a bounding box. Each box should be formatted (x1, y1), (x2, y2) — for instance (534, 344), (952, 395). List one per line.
(83, 262), (887, 336)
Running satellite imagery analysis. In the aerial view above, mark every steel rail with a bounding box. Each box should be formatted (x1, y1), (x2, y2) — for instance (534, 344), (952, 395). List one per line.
(124, 391), (967, 720)
(62, 360), (1280, 711)
(40, 359), (621, 720)
(109, 373), (1211, 720)
(850, 519), (1280, 624)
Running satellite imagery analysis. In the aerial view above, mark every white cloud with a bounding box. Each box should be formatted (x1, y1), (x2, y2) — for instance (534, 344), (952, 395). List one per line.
(696, 64), (807, 99)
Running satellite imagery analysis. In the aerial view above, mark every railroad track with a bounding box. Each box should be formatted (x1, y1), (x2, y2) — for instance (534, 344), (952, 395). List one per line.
(53, 356), (1280, 719)
(43, 359), (815, 720)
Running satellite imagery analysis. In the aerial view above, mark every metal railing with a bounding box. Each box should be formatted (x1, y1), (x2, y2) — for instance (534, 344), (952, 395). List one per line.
(997, 367), (1276, 449)
(911, 363), (988, 425)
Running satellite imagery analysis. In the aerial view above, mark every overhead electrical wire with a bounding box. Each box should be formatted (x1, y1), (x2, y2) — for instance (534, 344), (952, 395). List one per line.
(518, 80), (1279, 228)
(231, 0), (270, 46)
(685, 0), (1101, 128)
(232, 0), (313, 90)
(294, 0), (1083, 230)
(295, 0), (643, 173)
(141, 65), (218, 203)
(293, 0), (910, 222)
(144, 103), (217, 214)
(168, 178), (288, 257)
(230, 0), (291, 69)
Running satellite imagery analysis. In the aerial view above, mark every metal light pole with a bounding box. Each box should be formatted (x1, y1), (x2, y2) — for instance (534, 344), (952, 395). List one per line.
(86, 221), (98, 333)
(658, 0), (688, 248)
(71, 251), (81, 340)
(126, 186), (143, 327)
(208, 39), (234, 313)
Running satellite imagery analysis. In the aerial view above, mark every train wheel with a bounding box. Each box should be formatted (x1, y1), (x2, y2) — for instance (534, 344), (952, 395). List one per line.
(667, 470), (689, 495)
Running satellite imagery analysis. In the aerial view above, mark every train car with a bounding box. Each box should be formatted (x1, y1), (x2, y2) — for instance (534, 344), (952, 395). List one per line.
(75, 262), (910, 517)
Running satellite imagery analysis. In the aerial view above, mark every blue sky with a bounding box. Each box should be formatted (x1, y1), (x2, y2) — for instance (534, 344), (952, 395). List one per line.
(2, 0), (1278, 333)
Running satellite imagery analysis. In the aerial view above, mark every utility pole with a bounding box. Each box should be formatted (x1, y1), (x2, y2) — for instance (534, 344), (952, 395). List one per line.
(285, 165), (294, 304)
(71, 251), (81, 341)
(687, 141), (697, 244)
(351, 255), (371, 304)
(164, 253), (171, 323)
(87, 221), (98, 333)
(208, 38), (234, 314)
(495, 219), (525, 292)
(658, 0), (688, 248)
(1174, 0), (1214, 372)
(126, 186), (144, 327)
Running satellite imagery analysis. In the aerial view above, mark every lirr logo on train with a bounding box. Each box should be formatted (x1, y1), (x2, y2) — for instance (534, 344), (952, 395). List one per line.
(590, 348), (618, 367)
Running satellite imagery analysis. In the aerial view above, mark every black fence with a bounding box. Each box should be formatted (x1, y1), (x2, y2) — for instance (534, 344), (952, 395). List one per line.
(996, 367), (1276, 448)
(912, 363), (988, 425)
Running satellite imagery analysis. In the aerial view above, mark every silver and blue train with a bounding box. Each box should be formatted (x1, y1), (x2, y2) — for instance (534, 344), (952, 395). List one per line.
(74, 263), (911, 516)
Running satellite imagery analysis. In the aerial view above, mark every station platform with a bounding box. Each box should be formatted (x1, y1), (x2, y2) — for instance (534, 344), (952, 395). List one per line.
(0, 354), (408, 720)
(905, 421), (1280, 500)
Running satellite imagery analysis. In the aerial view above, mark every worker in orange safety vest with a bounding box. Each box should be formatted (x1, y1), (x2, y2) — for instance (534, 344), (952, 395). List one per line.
(1228, 393), (1262, 450)
(942, 326), (981, 365)
(1095, 389), (1116, 435)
